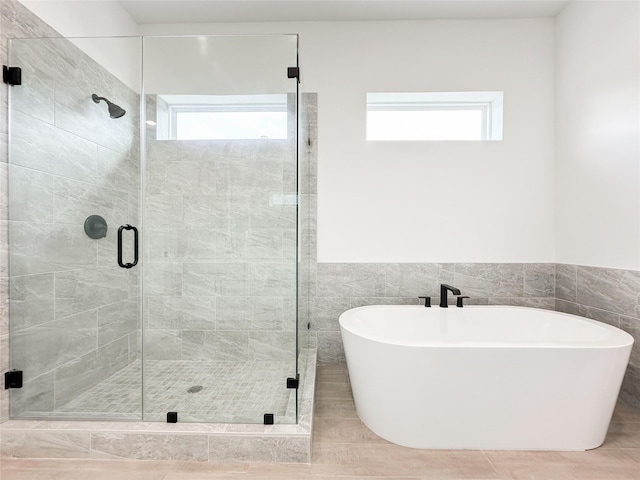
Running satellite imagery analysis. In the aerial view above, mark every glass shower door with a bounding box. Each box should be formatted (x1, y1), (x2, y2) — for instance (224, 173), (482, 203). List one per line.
(7, 36), (142, 419)
(142, 35), (299, 424)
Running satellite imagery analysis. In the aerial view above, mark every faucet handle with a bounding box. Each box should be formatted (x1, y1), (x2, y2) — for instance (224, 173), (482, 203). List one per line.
(456, 296), (470, 308)
(418, 296), (431, 307)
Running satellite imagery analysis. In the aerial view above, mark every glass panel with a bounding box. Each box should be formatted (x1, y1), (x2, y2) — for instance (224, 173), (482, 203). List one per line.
(7, 37), (142, 420)
(142, 35), (299, 424)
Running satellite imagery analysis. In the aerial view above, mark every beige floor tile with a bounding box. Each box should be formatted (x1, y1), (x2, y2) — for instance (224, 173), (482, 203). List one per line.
(611, 402), (640, 423)
(484, 448), (640, 480)
(602, 422), (640, 448)
(313, 418), (365, 444)
(316, 364), (349, 384)
(311, 443), (502, 478)
(314, 397), (358, 419)
(314, 381), (354, 400)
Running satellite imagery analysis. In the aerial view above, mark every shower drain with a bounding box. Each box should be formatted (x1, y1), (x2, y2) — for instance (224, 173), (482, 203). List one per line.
(187, 385), (203, 394)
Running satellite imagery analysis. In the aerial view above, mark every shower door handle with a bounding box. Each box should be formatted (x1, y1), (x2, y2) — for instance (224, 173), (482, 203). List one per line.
(117, 224), (138, 269)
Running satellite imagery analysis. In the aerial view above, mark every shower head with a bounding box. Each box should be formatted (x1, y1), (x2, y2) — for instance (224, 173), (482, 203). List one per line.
(91, 94), (126, 119)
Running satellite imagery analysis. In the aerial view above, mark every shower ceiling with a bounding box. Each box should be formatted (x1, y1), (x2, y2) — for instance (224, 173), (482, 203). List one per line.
(118, 0), (570, 24)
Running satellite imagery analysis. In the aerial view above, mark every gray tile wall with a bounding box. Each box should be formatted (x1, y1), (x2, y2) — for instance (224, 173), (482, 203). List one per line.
(310, 262), (556, 363)
(555, 264), (640, 408)
(142, 93), (300, 372)
(0, 2), (141, 418)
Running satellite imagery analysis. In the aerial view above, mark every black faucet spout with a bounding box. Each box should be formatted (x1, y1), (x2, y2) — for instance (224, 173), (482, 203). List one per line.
(440, 284), (461, 308)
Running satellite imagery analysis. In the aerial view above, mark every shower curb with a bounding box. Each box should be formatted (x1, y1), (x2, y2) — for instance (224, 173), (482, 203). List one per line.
(0, 347), (317, 463)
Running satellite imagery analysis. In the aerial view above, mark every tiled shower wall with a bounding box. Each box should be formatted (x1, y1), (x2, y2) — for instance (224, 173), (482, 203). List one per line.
(142, 95), (299, 365)
(0, 0), (141, 418)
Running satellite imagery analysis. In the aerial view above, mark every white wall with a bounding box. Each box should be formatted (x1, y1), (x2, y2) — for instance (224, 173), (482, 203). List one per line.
(555, 1), (640, 269)
(140, 19), (556, 263)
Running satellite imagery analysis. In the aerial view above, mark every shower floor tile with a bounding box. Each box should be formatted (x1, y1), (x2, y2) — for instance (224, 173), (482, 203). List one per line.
(55, 360), (296, 424)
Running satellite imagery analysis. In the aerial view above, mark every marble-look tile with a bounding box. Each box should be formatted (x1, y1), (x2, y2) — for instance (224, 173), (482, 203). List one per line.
(555, 264), (577, 302)
(183, 194), (249, 229)
(181, 330), (248, 361)
(454, 263), (524, 298)
(10, 222), (97, 276)
(96, 146), (139, 195)
(246, 229), (284, 260)
(316, 264), (355, 298)
(9, 50), (55, 124)
(248, 330), (296, 361)
(215, 296), (253, 331)
(183, 263), (247, 297)
(9, 273), (54, 331)
(146, 296), (215, 330)
(53, 177), (129, 227)
(524, 263), (554, 297)
(249, 193), (297, 229)
(144, 195), (183, 228)
(208, 435), (309, 462)
(577, 265), (640, 318)
(53, 336), (129, 409)
(384, 263), (451, 298)
(316, 331), (345, 364)
(8, 165), (54, 222)
(90, 433), (208, 461)
(249, 262), (296, 296)
(144, 263), (183, 296)
(310, 297), (351, 332)
(1, 430), (91, 458)
(143, 330), (181, 361)
(253, 296), (286, 330)
(351, 263), (386, 297)
(146, 160), (217, 196)
(9, 371), (55, 416)
(97, 299), (138, 347)
(10, 110), (97, 181)
(11, 309), (97, 380)
(54, 268), (129, 318)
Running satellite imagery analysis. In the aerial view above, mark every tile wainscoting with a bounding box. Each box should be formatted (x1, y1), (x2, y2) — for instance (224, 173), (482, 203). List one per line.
(310, 262), (556, 363)
(555, 264), (640, 409)
(310, 262), (640, 409)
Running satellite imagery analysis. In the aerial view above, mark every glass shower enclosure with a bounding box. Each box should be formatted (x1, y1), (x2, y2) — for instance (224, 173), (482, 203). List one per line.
(7, 34), (301, 424)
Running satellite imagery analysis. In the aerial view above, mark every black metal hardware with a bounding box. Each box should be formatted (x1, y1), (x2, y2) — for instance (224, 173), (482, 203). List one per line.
(4, 370), (23, 389)
(167, 411), (178, 423)
(287, 374), (300, 389)
(117, 224), (138, 269)
(440, 284), (462, 308)
(418, 296), (431, 307)
(84, 215), (107, 239)
(287, 67), (300, 80)
(264, 413), (274, 425)
(3, 66), (21, 86)
(456, 296), (470, 308)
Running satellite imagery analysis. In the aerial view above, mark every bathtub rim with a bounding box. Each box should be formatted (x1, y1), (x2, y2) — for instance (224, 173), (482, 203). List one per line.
(339, 304), (634, 350)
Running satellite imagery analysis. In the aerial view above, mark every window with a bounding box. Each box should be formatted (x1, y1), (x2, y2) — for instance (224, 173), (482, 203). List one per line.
(366, 91), (503, 141)
(159, 94), (288, 140)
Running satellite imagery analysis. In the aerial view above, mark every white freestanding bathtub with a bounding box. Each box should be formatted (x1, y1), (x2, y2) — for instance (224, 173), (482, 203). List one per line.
(339, 305), (633, 450)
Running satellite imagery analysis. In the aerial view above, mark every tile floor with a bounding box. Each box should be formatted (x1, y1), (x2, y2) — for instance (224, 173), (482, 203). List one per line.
(2, 363), (640, 479)
(34, 360), (296, 424)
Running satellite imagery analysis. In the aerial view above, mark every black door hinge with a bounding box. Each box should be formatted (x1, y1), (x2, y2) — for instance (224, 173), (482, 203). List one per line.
(287, 67), (300, 82)
(3, 66), (21, 86)
(4, 369), (23, 389)
(286, 374), (300, 389)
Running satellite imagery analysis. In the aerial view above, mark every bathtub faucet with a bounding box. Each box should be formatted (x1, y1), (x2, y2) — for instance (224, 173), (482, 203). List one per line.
(439, 284), (461, 308)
